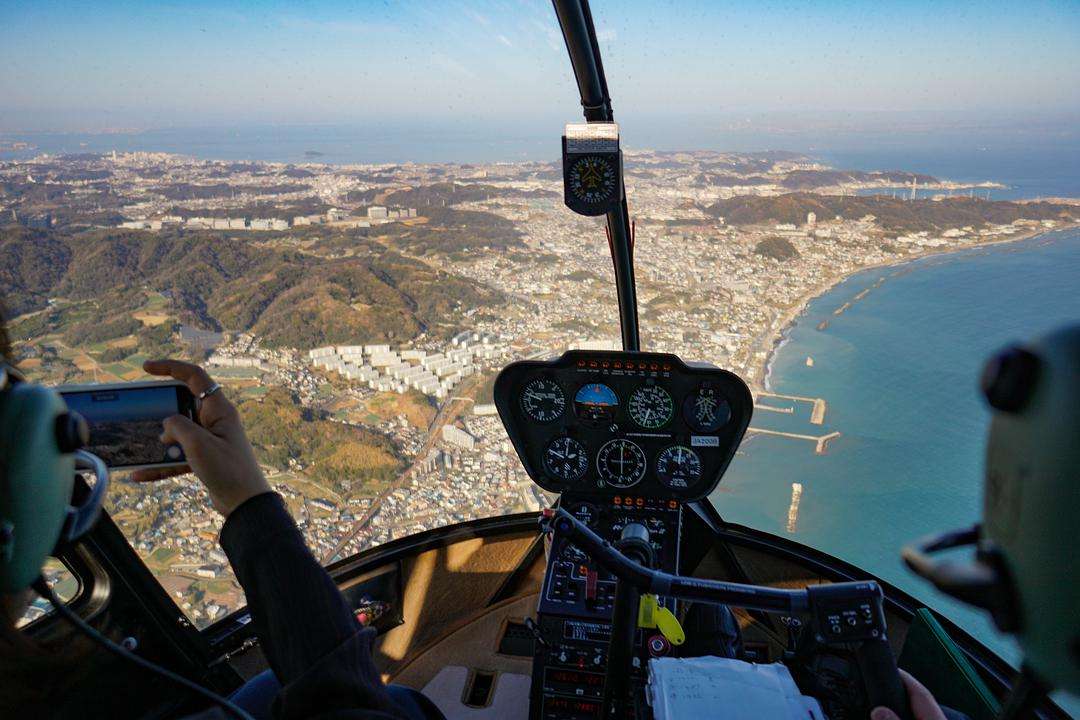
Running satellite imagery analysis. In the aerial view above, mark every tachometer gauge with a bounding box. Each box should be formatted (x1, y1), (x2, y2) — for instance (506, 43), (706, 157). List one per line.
(656, 445), (702, 490)
(521, 377), (566, 423)
(683, 386), (732, 433)
(629, 384), (674, 429)
(574, 383), (619, 425)
(596, 439), (646, 488)
(544, 436), (588, 481)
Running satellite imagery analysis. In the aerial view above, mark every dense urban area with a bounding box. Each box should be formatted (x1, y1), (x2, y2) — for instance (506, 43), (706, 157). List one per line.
(4, 147), (1076, 627)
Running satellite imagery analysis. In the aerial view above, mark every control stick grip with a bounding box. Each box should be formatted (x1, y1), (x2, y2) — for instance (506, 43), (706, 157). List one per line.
(857, 638), (912, 720)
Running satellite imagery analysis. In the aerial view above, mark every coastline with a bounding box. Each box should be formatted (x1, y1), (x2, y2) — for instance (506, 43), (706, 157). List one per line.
(753, 222), (1080, 392)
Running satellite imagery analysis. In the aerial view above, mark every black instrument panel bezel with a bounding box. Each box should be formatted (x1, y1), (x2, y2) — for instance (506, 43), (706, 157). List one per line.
(494, 350), (753, 501)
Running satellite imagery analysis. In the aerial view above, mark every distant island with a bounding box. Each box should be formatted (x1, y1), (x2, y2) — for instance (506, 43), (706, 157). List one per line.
(304, 150), (325, 158)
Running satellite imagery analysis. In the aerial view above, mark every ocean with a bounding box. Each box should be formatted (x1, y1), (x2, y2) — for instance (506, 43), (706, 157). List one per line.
(713, 228), (1080, 689)
(4, 123), (1079, 200)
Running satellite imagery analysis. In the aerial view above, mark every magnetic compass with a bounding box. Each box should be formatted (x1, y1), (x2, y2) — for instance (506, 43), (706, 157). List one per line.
(562, 122), (622, 216)
(567, 156), (618, 207)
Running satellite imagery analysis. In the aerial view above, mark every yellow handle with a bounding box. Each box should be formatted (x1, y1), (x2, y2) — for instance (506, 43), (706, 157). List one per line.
(655, 606), (685, 645)
(638, 594), (659, 629)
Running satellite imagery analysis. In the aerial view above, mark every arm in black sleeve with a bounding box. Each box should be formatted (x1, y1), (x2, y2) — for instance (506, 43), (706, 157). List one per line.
(219, 492), (408, 719)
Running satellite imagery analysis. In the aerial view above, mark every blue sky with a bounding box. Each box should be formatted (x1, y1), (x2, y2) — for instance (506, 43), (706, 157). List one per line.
(2, 0), (1078, 133)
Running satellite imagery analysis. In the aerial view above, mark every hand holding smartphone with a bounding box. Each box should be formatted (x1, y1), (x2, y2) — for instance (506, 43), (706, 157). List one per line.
(63, 359), (272, 517)
(59, 380), (198, 470)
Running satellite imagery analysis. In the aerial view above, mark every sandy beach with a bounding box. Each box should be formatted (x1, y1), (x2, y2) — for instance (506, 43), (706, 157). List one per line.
(750, 221), (1080, 391)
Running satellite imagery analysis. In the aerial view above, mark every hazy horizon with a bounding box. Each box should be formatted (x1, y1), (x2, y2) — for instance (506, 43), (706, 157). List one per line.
(3, 0), (1079, 136)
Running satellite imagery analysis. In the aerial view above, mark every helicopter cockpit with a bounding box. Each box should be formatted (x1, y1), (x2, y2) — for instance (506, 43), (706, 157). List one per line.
(2, 1), (1079, 720)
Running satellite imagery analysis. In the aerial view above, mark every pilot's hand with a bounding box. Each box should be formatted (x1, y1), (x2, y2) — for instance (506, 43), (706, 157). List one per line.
(131, 359), (271, 517)
(871, 670), (946, 720)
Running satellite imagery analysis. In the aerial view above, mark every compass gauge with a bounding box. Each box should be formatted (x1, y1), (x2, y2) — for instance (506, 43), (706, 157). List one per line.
(656, 445), (702, 490)
(543, 436), (588, 482)
(596, 438), (646, 488)
(520, 377), (566, 423)
(629, 385), (674, 429)
(567, 155), (618, 207)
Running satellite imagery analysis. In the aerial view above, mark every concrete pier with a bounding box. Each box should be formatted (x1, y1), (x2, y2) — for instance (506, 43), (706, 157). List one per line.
(745, 427), (841, 455)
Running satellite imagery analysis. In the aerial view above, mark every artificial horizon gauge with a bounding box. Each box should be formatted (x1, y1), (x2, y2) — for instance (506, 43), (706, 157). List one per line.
(683, 385), (732, 433)
(521, 377), (566, 423)
(656, 445), (702, 490)
(544, 436), (589, 481)
(628, 384), (674, 429)
(574, 383), (619, 425)
(596, 438), (647, 488)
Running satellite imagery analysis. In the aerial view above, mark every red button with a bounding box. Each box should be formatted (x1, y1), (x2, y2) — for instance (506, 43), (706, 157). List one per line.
(585, 570), (598, 601)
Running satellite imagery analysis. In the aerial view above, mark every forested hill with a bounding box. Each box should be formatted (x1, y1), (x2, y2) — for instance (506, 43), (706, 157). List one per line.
(704, 193), (1076, 234)
(0, 225), (502, 348)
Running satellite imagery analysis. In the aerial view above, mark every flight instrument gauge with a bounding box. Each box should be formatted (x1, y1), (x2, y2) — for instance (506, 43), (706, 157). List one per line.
(574, 383), (619, 425)
(567, 155), (618, 207)
(520, 377), (566, 423)
(629, 385), (674, 429)
(544, 436), (588, 481)
(596, 439), (646, 488)
(563, 122), (622, 216)
(566, 501), (598, 527)
(656, 445), (702, 490)
(683, 386), (732, 433)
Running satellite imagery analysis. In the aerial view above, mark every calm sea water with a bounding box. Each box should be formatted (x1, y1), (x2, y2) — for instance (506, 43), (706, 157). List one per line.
(714, 229), (1080, 683)
(4, 124), (1078, 200)
(821, 144), (1080, 201)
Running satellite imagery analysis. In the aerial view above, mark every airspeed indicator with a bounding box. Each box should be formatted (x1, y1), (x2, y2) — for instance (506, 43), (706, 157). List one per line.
(629, 385), (674, 429)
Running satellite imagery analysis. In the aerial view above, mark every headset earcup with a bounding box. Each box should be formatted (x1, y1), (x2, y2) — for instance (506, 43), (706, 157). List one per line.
(0, 383), (75, 592)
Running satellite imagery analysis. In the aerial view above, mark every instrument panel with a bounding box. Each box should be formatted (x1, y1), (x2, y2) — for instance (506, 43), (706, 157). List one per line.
(494, 350), (753, 501)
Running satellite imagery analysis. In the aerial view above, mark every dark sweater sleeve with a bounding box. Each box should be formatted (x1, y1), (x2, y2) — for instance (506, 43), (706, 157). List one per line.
(219, 492), (409, 720)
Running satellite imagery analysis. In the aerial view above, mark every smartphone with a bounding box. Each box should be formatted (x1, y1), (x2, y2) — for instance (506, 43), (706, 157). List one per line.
(58, 380), (198, 471)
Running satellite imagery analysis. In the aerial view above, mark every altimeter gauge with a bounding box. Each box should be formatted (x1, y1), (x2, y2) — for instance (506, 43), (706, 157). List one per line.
(596, 438), (646, 488)
(629, 384), (674, 429)
(521, 377), (566, 423)
(544, 436), (588, 481)
(656, 445), (702, 490)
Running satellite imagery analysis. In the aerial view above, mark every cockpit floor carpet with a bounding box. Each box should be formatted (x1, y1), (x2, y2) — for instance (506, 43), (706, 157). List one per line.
(421, 666), (530, 720)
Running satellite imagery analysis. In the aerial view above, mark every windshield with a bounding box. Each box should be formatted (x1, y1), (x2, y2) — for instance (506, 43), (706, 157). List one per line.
(3, 0), (1078, 672)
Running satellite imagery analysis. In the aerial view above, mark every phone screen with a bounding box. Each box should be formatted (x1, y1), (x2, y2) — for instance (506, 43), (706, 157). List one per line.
(61, 384), (193, 468)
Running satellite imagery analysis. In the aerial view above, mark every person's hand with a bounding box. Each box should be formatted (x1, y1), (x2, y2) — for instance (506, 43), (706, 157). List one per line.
(871, 670), (947, 720)
(131, 359), (271, 517)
